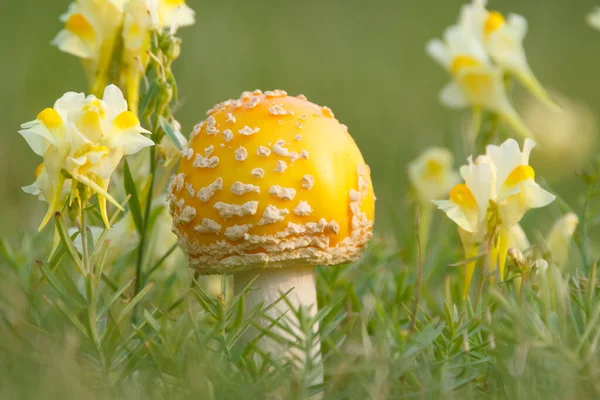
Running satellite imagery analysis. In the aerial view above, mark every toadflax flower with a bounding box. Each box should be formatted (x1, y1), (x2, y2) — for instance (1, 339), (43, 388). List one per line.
(433, 155), (496, 297)
(434, 138), (554, 296)
(19, 85), (154, 230)
(121, 0), (195, 112)
(408, 147), (460, 203)
(486, 138), (555, 278)
(427, 25), (532, 138)
(52, 0), (126, 94)
(408, 147), (460, 252)
(458, 0), (556, 109)
(588, 7), (600, 30)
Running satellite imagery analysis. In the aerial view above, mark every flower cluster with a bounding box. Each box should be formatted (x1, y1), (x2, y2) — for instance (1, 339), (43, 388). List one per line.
(433, 138), (555, 296)
(20, 85), (154, 230)
(52, 0), (195, 106)
(427, 0), (556, 139)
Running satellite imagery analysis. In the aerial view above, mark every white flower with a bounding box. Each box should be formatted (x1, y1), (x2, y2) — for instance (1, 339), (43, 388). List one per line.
(52, 0), (125, 90)
(486, 139), (555, 278)
(433, 155), (496, 298)
(408, 147), (460, 202)
(427, 25), (532, 138)
(485, 139), (555, 228)
(20, 85), (154, 229)
(545, 212), (579, 269)
(433, 155), (496, 244)
(458, 0), (556, 108)
(588, 7), (600, 30)
(434, 138), (555, 292)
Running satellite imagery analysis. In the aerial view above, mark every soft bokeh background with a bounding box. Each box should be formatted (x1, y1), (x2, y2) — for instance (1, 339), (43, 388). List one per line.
(1, 0), (599, 237)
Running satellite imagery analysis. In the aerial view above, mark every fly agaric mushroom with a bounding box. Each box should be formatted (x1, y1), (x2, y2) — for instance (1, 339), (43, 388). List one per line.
(169, 89), (375, 363)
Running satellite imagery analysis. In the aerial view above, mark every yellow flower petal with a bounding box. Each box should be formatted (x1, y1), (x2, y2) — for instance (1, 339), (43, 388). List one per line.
(450, 183), (478, 210)
(504, 165), (535, 187)
(114, 111), (140, 129)
(483, 11), (505, 36)
(37, 108), (63, 129)
(65, 13), (95, 39)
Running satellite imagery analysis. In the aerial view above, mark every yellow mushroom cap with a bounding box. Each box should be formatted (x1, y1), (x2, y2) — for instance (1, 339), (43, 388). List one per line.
(169, 90), (375, 273)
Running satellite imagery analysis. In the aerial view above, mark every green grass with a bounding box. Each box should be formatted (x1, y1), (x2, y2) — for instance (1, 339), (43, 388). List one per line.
(1, 165), (599, 399)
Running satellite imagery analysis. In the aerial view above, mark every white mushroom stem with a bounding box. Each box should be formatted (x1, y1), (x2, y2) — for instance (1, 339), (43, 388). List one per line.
(234, 265), (323, 384)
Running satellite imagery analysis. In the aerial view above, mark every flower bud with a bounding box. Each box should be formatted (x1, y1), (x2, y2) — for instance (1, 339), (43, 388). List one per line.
(508, 248), (525, 270)
(534, 259), (549, 275)
(546, 212), (579, 269)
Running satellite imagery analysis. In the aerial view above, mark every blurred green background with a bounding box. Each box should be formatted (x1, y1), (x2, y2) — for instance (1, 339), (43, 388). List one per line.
(1, 0), (599, 236)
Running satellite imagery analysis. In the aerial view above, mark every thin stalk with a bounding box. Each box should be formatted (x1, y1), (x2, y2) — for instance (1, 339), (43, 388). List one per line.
(145, 243), (178, 282)
(478, 113), (499, 154)
(580, 183), (593, 270)
(80, 205), (91, 275)
(80, 200), (106, 369)
(133, 145), (158, 322)
(410, 206), (423, 332)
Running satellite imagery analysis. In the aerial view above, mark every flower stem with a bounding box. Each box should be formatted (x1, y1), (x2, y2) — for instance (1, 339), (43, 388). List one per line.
(410, 205), (424, 332)
(80, 199), (106, 369)
(132, 145), (157, 323)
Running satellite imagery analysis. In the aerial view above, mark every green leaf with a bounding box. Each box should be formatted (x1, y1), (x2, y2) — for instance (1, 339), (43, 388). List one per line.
(140, 82), (158, 119)
(143, 309), (162, 333)
(52, 298), (89, 338)
(123, 159), (144, 235)
(159, 116), (185, 151)
(54, 213), (85, 274)
(96, 277), (136, 320)
(145, 243), (178, 281)
(38, 262), (85, 308)
(116, 282), (154, 324)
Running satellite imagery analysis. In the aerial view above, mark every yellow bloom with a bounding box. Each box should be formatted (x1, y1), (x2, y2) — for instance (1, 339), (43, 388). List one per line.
(52, 0), (126, 94)
(427, 25), (532, 138)
(459, 0), (556, 108)
(486, 138), (555, 278)
(408, 147), (460, 203)
(486, 139), (555, 228)
(20, 85), (154, 229)
(545, 212), (579, 270)
(121, 0), (195, 112)
(588, 7), (600, 30)
(434, 155), (496, 241)
(434, 155), (496, 297)
(434, 138), (555, 294)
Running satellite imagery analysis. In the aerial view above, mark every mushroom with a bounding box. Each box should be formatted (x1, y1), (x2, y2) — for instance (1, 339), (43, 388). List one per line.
(169, 89), (375, 374)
